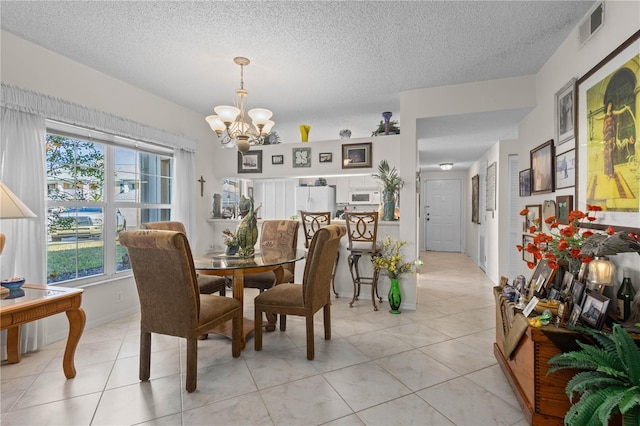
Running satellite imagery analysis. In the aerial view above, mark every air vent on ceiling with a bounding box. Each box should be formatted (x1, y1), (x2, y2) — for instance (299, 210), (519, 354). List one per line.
(579, 2), (604, 48)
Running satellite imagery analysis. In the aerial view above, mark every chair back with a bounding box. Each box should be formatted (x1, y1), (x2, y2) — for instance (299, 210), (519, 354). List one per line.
(141, 221), (187, 234)
(119, 230), (200, 337)
(302, 225), (346, 308)
(300, 211), (331, 249)
(344, 211), (378, 252)
(259, 220), (300, 276)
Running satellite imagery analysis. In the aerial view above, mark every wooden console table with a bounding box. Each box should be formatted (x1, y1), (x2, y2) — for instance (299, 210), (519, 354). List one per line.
(1, 284), (85, 378)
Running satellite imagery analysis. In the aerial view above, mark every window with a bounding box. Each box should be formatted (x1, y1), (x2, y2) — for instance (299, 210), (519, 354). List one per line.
(46, 126), (173, 285)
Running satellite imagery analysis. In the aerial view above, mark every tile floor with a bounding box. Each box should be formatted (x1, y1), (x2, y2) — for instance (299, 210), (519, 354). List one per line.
(1, 252), (527, 425)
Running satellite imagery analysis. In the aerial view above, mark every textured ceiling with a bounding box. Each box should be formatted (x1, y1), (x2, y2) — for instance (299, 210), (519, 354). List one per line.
(1, 0), (595, 171)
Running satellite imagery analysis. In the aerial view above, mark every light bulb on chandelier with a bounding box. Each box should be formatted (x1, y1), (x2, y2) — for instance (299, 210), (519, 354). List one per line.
(205, 57), (274, 153)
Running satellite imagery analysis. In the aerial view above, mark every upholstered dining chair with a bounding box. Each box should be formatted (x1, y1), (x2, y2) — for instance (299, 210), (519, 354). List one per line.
(119, 229), (241, 393)
(243, 219), (300, 292)
(300, 211), (340, 298)
(141, 221), (227, 296)
(254, 225), (346, 360)
(344, 211), (381, 310)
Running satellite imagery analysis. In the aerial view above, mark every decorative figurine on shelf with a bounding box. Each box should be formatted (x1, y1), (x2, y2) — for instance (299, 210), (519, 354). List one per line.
(339, 129), (352, 139)
(372, 112), (400, 136)
(212, 193), (222, 218)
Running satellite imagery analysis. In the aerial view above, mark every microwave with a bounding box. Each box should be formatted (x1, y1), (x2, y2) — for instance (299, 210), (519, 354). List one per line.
(348, 190), (381, 205)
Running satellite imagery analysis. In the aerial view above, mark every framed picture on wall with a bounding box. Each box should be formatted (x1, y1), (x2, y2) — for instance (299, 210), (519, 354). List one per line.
(555, 78), (576, 146)
(519, 169), (531, 197)
(524, 204), (541, 232)
(237, 150), (262, 173)
(555, 148), (575, 189)
(576, 31), (640, 231)
(272, 155), (284, 165)
(522, 234), (536, 265)
(319, 152), (332, 163)
(555, 195), (573, 225)
(292, 147), (311, 168)
(342, 142), (372, 168)
(471, 174), (479, 224)
(530, 139), (555, 194)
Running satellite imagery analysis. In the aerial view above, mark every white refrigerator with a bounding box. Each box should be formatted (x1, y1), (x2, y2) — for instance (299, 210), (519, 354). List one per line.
(295, 186), (336, 215)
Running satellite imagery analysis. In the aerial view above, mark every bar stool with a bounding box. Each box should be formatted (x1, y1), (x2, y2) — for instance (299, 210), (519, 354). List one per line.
(344, 211), (381, 310)
(300, 211), (340, 298)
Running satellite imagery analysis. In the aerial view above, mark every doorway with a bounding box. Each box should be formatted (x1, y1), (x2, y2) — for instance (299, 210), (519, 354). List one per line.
(424, 179), (462, 252)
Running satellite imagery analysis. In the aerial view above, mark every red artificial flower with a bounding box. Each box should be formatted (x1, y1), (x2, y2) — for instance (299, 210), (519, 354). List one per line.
(629, 233), (639, 241)
(582, 255), (593, 263)
(529, 226), (537, 234)
(607, 226), (615, 235)
(582, 230), (594, 238)
(586, 215), (597, 222)
(545, 216), (556, 224)
(586, 204), (602, 211)
(569, 248), (581, 259)
(520, 208), (529, 216)
(527, 261), (536, 269)
(547, 259), (559, 270)
(550, 221), (560, 229)
(568, 210), (586, 221)
(560, 226), (577, 237)
(557, 239), (569, 251)
(516, 245), (523, 252)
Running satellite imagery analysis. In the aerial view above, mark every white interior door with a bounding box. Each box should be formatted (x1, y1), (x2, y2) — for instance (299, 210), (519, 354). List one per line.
(424, 179), (462, 252)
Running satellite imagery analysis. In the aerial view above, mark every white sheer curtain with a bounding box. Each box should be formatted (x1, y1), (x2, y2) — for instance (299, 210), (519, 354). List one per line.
(171, 148), (196, 240)
(0, 107), (47, 357)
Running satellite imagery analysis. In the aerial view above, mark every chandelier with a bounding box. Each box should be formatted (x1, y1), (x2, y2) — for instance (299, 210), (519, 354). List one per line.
(205, 57), (274, 153)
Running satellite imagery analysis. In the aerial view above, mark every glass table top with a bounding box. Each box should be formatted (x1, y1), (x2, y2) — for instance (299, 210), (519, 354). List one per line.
(193, 248), (306, 271)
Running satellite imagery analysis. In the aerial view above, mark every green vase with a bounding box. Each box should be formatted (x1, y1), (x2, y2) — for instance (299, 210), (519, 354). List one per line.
(383, 190), (395, 221)
(388, 278), (401, 314)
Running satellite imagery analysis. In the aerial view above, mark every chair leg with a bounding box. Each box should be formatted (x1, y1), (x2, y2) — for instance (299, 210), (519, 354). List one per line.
(370, 276), (379, 311)
(255, 305), (263, 352)
(232, 313), (241, 358)
(280, 314), (287, 331)
(139, 330), (151, 381)
(332, 252), (340, 298)
(324, 303), (331, 340)
(306, 314), (315, 360)
(348, 253), (360, 308)
(186, 338), (197, 393)
(219, 287), (226, 297)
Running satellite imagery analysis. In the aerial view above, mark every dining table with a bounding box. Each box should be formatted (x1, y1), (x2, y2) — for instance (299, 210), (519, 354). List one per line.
(192, 247), (306, 349)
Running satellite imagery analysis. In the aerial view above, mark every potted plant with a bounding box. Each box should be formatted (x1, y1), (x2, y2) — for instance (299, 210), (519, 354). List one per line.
(547, 324), (640, 425)
(371, 119), (400, 136)
(371, 236), (418, 314)
(372, 160), (404, 221)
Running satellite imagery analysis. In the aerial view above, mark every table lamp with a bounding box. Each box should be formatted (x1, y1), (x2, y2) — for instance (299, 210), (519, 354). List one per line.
(0, 180), (37, 256)
(588, 256), (615, 294)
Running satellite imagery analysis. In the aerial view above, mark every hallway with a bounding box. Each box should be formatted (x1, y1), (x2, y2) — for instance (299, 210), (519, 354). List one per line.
(1, 252), (526, 425)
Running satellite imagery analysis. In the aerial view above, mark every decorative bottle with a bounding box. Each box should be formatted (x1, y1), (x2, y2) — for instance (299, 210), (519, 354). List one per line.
(617, 269), (636, 321)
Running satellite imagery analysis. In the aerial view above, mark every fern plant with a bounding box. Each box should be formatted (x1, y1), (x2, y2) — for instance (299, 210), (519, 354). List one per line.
(547, 324), (640, 426)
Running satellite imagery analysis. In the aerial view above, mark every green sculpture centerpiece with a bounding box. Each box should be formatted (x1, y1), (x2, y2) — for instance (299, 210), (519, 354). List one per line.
(236, 196), (259, 256)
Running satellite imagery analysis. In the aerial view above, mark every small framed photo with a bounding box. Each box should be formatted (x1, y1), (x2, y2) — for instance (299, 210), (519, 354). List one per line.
(247, 186), (254, 198)
(272, 155), (284, 165)
(570, 279), (585, 307)
(555, 78), (576, 146)
(519, 169), (531, 197)
(528, 260), (556, 299)
(559, 271), (574, 298)
(555, 195), (573, 225)
(292, 147), (311, 168)
(530, 139), (555, 194)
(568, 304), (582, 327)
(522, 234), (536, 265)
(237, 150), (262, 173)
(555, 149), (576, 189)
(580, 291), (610, 329)
(319, 152), (332, 163)
(524, 204), (541, 232)
(342, 142), (372, 169)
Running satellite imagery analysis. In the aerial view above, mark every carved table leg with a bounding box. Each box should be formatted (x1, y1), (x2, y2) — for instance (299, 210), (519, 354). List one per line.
(6, 326), (21, 364)
(63, 307), (86, 379)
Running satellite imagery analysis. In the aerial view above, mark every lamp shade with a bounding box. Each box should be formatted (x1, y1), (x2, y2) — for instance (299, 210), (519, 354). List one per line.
(588, 256), (615, 286)
(248, 108), (273, 125)
(439, 163), (453, 171)
(0, 181), (36, 219)
(205, 115), (226, 133)
(214, 105), (240, 124)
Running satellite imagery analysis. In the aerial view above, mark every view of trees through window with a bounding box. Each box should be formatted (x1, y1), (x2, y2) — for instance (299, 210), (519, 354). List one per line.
(46, 132), (173, 284)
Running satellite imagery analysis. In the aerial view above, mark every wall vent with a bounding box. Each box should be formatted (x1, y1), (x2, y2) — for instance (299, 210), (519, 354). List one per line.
(579, 2), (604, 48)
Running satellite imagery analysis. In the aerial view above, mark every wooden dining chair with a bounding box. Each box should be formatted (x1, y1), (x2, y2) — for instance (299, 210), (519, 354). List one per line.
(141, 221), (227, 296)
(254, 225), (346, 360)
(300, 211), (340, 298)
(119, 229), (241, 392)
(344, 211), (381, 310)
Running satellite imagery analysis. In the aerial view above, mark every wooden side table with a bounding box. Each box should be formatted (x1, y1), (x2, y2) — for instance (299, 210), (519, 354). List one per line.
(1, 284), (85, 378)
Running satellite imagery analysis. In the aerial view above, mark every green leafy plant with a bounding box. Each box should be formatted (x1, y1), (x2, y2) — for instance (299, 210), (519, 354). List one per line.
(372, 160), (405, 198)
(547, 324), (640, 426)
(371, 119), (400, 136)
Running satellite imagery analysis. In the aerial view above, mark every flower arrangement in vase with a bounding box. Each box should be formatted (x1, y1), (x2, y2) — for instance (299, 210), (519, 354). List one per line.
(372, 160), (404, 221)
(372, 236), (421, 314)
(222, 228), (238, 255)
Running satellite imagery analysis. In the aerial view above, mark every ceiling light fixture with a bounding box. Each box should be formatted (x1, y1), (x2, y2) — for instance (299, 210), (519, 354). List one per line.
(439, 163), (453, 171)
(205, 57), (274, 154)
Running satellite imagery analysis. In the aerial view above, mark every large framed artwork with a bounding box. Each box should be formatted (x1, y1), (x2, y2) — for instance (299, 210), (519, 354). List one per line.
(471, 174), (479, 224)
(555, 148), (576, 189)
(555, 78), (576, 147)
(237, 150), (262, 173)
(530, 140), (555, 194)
(342, 142), (372, 169)
(577, 31), (640, 231)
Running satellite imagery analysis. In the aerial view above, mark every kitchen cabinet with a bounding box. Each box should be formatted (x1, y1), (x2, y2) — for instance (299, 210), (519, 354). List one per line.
(349, 175), (378, 190)
(336, 176), (350, 204)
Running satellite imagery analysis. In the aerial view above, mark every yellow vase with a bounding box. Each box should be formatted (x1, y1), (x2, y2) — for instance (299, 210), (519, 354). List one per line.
(299, 124), (311, 142)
